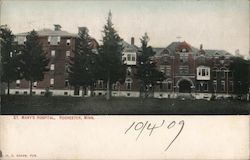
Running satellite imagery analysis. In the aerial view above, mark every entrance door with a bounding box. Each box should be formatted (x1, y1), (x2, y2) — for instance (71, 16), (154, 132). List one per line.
(179, 80), (192, 93)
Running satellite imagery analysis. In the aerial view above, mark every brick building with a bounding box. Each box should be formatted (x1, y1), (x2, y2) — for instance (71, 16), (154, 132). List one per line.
(10, 25), (79, 95)
(8, 26), (246, 99)
(154, 41), (234, 99)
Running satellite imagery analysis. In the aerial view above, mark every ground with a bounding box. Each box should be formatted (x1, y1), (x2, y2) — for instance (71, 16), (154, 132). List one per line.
(1, 95), (249, 115)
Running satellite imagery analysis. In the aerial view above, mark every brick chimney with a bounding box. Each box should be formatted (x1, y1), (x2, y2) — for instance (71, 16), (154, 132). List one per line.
(54, 24), (62, 31)
(131, 37), (135, 45)
(78, 27), (88, 33)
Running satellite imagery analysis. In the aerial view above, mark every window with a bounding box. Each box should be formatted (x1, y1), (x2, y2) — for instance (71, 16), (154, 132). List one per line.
(10, 52), (13, 58)
(122, 57), (126, 62)
(65, 80), (69, 87)
(228, 71), (233, 78)
(50, 64), (55, 71)
(66, 51), (70, 57)
(127, 67), (132, 76)
(198, 69), (201, 76)
(67, 39), (71, 45)
(221, 71), (225, 79)
(179, 66), (189, 75)
(160, 66), (165, 73)
(180, 54), (188, 63)
(33, 81), (37, 87)
(48, 36), (51, 44)
(132, 55), (136, 61)
(213, 80), (217, 92)
(23, 37), (26, 44)
(40, 91), (45, 95)
(16, 80), (20, 87)
(213, 71), (217, 78)
(97, 80), (104, 89)
(15, 91), (19, 95)
(166, 66), (171, 76)
(197, 67), (210, 80)
(49, 36), (60, 45)
(112, 83), (117, 90)
(229, 81), (233, 92)
(203, 83), (208, 91)
(167, 82), (172, 90)
(127, 54), (131, 61)
(64, 92), (68, 95)
(202, 69), (206, 76)
(126, 79), (132, 90)
(50, 78), (54, 86)
(126, 82), (131, 90)
(221, 80), (225, 91)
(57, 36), (61, 44)
(51, 50), (55, 57)
(196, 83), (201, 91)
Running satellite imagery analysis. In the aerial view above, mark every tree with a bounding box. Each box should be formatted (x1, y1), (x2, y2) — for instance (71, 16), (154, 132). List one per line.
(0, 26), (21, 95)
(97, 11), (126, 100)
(68, 27), (98, 96)
(136, 33), (165, 98)
(20, 30), (49, 95)
(230, 57), (249, 96)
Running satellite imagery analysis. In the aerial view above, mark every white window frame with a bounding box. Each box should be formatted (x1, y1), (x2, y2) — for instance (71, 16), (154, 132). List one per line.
(51, 50), (55, 57)
(48, 36), (51, 43)
(57, 36), (61, 43)
(50, 78), (54, 85)
(66, 51), (70, 57)
(33, 81), (37, 87)
(16, 80), (20, 84)
(66, 39), (71, 45)
(50, 64), (55, 71)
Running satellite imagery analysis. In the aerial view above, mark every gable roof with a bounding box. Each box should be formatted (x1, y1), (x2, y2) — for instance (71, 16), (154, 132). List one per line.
(121, 40), (139, 52)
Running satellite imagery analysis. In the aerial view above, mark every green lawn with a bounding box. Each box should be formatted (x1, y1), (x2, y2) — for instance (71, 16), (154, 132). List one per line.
(1, 95), (249, 115)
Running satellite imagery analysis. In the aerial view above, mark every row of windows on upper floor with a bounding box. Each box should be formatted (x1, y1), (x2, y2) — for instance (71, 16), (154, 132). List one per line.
(15, 36), (72, 46)
(50, 50), (71, 57)
(160, 66), (233, 78)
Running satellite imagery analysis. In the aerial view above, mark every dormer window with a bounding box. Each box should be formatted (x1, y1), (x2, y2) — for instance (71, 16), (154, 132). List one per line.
(181, 48), (187, 52)
(57, 36), (61, 44)
(66, 51), (70, 57)
(48, 36), (51, 44)
(23, 37), (27, 44)
(51, 50), (55, 57)
(67, 39), (70, 45)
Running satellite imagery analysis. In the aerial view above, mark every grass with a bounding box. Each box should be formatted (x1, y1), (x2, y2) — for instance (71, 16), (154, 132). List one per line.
(1, 95), (249, 115)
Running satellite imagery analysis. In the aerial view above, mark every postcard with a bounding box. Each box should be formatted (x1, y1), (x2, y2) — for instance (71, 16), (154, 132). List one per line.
(0, 0), (249, 159)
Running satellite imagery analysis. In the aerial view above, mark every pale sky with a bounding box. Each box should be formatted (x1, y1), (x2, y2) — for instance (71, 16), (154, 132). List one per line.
(1, 0), (249, 58)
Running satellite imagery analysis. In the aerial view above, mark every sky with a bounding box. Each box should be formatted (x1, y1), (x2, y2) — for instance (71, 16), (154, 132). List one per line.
(1, 0), (249, 58)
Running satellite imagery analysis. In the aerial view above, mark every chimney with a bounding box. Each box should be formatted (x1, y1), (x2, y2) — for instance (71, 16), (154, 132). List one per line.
(200, 44), (203, 50)
(131, 37), (135, 45)
(54, 24), (62, 31)
(78, 27), (88, 33)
